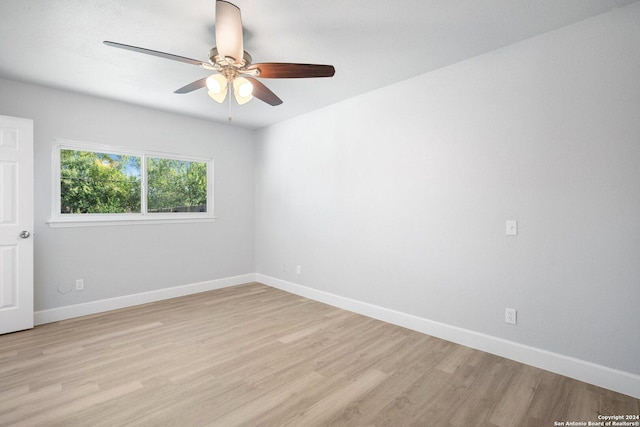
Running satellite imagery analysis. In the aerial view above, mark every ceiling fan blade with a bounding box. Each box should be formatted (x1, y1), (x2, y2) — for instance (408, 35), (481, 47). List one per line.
(174, 77), (208, 94)
(248, 63), (335, 79)
(103, 41), (205, 66)
(215, 1), (244, 64)
(245, 77), (283, 106)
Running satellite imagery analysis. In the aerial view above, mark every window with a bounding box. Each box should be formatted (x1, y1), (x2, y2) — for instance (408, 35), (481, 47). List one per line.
(50, 140), (214, 226)
(60, 150), (142, 214)
(147, 157), (207, 213)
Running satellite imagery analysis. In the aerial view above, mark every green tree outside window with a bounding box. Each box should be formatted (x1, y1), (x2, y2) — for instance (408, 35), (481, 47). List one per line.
(147, 158), (207, 212)
(60, 150), (141, 214)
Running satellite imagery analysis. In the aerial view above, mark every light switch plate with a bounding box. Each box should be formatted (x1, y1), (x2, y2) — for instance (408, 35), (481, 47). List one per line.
(506, 220), (517, 236)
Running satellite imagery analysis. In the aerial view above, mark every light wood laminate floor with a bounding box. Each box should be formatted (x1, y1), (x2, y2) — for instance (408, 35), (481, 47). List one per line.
(1, 283), (638, 426)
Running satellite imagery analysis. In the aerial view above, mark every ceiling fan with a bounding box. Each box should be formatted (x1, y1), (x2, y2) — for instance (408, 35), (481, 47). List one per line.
(104, 0), (335, 120)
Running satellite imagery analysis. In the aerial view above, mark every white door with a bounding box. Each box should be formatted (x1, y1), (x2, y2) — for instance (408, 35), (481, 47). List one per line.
(0, 115), (34, 334)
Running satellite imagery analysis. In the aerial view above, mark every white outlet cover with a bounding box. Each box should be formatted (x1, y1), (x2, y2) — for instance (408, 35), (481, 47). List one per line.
(505, 308), (517, 324)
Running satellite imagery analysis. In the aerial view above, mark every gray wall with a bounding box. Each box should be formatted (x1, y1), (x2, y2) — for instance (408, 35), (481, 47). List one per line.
(0, 78), (255, 311)
(254, 4), (640, 375)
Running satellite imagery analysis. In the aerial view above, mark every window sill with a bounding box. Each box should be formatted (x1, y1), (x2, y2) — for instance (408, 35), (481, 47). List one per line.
(47, 215), (217, 228)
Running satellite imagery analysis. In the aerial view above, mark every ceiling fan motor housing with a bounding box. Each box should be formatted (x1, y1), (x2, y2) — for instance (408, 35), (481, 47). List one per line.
(209, 47), (252, 68)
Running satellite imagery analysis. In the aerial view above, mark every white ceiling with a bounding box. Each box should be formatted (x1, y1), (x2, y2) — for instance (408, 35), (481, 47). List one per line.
(0, 0), (637, 129)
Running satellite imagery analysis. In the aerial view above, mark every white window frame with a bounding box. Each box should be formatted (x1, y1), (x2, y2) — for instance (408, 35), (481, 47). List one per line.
(48, 139), (215, 228)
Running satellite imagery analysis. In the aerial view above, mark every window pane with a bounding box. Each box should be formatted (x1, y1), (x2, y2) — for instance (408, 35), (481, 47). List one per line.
(147, 157), (207, 213)
(60, 149), (141, 214)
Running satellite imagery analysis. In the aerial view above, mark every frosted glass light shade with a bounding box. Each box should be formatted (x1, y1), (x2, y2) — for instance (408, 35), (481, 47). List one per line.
(233, 77), (253, 105)
(206, 74), (227, 103)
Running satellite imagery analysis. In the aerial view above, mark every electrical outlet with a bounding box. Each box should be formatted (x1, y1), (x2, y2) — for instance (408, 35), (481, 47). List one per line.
(296, 265), (301, 275)
(75, 279), (84, 291)
(505, 307), (517, 325)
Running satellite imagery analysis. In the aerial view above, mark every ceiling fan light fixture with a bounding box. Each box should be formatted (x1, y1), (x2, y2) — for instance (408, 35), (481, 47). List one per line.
(233, 77), (253, 105)
(104, 1), (335, 112)
(206, 74), (228, 103)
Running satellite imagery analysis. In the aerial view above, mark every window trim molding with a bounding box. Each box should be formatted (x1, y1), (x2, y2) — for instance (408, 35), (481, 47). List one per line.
(48, 139), (215, 227)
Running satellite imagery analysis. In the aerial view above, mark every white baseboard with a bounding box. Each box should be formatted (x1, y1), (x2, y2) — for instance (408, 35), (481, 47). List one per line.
(256, 274), (640, 399)
(34, 273), (256, 325)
